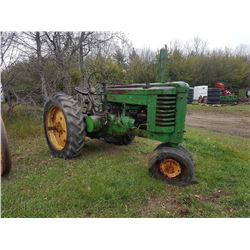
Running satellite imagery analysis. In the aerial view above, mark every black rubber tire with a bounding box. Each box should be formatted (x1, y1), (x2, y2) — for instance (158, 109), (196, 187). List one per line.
(207, 94), (221, 104)
(43, 93), (86, 158)
(1, 118), (11, 176)
(104, 134), (135, 145)
(154, 143), (193, 162)
(207, 96), (220, 100)
(208, 90), (221, 94)
(208, 95), (220, 97)
(208, 89), (221, 97)
(188, 88), (194, 104)
(208, 88), (221, 92)
(207, 99), (220, 102)
(149, 146), (194, 185)
(207, 100), (220, 104)
(208, 94), (221, 98)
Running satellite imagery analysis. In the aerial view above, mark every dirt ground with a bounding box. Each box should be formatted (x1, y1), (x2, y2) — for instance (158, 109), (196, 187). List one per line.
(186, 110), (250, 137)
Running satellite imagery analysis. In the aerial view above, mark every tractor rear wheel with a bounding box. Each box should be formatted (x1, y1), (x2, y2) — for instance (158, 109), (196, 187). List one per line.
(1, 118), (11, 176)
(104, 134), (135, 145)
(149, 146), (194, 185)
(43, 93), (86, 158)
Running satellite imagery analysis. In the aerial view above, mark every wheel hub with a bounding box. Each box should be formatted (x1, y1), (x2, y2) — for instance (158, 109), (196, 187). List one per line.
(159, 159), (181, 178)
(46, 106), (67, 150)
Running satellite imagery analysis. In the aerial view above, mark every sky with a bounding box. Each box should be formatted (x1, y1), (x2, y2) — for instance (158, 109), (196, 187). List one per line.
(125, 0), (250, 51)
(127, 29), (250, 51)
(1, 0), (249, 52)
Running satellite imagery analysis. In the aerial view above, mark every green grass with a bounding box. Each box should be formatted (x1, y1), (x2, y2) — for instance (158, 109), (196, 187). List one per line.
(187, 103), (250, 114)
(1, 105), (250, 217)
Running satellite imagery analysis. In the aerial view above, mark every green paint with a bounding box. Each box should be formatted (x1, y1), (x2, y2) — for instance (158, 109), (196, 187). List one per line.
(159, 48), (167, 83)
(85, 116), (102, 133)
(85, 81), (189, 146)
(220, 95), (237, 103)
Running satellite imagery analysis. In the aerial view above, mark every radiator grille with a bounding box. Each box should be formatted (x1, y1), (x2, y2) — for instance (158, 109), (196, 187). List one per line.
(155, 94), (176, 127)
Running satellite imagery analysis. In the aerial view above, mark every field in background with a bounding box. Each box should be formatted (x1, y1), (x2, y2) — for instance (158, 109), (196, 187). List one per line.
(186, 104), (250, 138)
(187, 103), (250, 115)
(1, 105), (250, 217)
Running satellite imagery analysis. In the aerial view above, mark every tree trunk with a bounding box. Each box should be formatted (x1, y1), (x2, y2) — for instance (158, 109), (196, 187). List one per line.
(35, 32), (48, 101)
(40, 74), (48, 100)
(79, 32), (85, 82)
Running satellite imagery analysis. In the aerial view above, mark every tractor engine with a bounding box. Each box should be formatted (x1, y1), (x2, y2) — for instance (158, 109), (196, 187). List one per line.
(103, 81), (188, 145)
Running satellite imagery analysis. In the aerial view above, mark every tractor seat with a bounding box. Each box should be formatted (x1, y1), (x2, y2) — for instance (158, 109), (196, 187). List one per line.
(75, 86), (89, 95)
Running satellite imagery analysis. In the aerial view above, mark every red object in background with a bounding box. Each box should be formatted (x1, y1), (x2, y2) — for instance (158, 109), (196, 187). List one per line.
(214, 82), (225, 90)
(214, 81), (232, 96)
(221, 89), (232, 96)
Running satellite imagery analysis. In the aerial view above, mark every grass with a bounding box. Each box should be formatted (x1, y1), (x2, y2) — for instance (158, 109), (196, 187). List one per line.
(187, 103), (250, 115)
(1, 105), (250, 217)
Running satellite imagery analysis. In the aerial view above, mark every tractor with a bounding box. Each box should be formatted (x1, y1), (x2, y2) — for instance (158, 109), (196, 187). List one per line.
(43, 50), (194, 185)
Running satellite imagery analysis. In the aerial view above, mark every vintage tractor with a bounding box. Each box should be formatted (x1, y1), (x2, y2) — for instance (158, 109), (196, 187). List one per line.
(43, 80), (194, 185)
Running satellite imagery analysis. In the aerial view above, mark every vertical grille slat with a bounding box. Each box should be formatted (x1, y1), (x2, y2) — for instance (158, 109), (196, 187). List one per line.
(155, 94), (176, 127)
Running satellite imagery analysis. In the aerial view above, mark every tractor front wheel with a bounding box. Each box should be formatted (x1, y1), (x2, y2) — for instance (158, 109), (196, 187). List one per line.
(43, 93), (86, 158)
(149, 146), (194, 185)
(154, 143), (193, 162)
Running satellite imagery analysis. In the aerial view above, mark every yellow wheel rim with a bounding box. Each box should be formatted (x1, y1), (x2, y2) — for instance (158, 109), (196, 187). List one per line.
(159, 159), (181, 178)
(46, 106), (67, 150)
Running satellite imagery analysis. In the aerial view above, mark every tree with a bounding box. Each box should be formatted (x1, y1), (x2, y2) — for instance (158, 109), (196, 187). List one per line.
(113, 47), (127, 67)
(1, 32), (21, 114)
(127, 48), (157, 83)
(1, 32), (250, 115)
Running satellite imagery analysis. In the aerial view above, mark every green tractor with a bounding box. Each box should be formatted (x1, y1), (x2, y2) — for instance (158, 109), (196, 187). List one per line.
(43, 80), (194, 185)
(43, 49), (194, 186)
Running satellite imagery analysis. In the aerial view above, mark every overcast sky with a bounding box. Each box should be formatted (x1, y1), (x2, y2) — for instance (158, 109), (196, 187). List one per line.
(127, 29), (250, 51)
(1, 0), (249, 51)
(125, 0), (250, 50)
